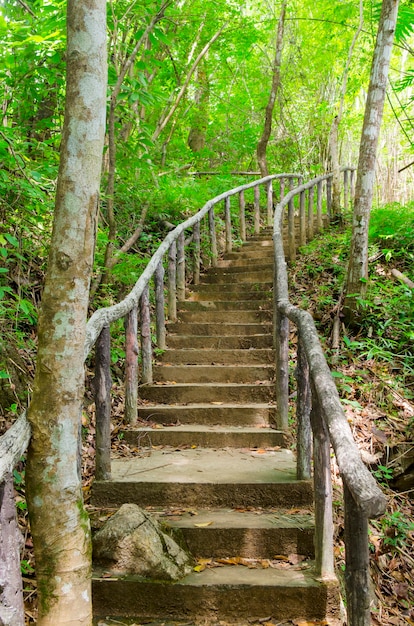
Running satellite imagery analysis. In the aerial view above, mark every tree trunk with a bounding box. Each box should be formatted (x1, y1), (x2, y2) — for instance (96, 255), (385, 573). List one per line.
(256, 0), (287, 178)
(25, 0), (107, 623)
(329, 0), (364, 218)
(344, 0), (399, 322)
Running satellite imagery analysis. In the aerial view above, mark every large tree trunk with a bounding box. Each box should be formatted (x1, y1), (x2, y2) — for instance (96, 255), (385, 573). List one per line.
(25, 0), (107, 624)
(256, 0), (287, 179)
(344, 0), (399, 321)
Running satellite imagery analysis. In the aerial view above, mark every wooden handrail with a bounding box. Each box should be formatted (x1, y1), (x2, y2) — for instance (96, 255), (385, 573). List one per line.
(272, 168), (385, 625)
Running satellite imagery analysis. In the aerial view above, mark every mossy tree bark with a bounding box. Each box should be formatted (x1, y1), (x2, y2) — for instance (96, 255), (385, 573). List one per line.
(25, 0), (107, 623)
(344, 0), (399, 322)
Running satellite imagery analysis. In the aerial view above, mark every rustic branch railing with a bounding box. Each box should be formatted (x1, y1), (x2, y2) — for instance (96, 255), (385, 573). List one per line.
(272, 170), (386, 626)
(1, 164), (383, 626)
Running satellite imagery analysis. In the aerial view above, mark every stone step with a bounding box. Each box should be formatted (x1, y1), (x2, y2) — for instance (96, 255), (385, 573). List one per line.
(176, 309), (272, 323)
(178, 299), (271, 311)
(190, 282), (272, 296)
(122, 425), (285, 449)
(158, 348), (274, 365)
(137, 403), (277, 427)
(153, 364), (274, 384)
(215, 261), (274, 272)
(92, 565), (340, 623)
(222, 249), (274, 261)
(167, 322), (271, 337)
(91, 448), (312, 509)
(160, 507), (315, 558)
(201, 269), (273, 284)
(166, 334), (273, 349)
(139, 382), (274, 404)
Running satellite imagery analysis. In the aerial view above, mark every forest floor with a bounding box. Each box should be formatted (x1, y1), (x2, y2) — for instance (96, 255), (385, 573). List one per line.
(4, 220), (413, 626)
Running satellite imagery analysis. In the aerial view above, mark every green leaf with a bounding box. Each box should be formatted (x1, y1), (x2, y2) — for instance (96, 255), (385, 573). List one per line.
(4, 233), (19, 247)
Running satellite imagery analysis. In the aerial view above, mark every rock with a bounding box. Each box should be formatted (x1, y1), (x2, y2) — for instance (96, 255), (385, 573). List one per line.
(92, 504), (192, 580)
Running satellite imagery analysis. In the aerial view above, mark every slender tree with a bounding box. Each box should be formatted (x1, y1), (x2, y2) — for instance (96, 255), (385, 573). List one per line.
(256, 0), (287, 178)
(25, 0), (107, 623)
(344, 0), (400, 321)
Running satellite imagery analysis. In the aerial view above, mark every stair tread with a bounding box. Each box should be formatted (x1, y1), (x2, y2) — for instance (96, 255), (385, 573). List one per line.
(152, 507), (314, 530)
(93, 562), (324, 586)
(108, 448), (300, 484)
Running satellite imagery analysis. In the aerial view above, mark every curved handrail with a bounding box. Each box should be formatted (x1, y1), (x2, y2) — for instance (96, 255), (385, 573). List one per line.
(272, 171), (386, 518)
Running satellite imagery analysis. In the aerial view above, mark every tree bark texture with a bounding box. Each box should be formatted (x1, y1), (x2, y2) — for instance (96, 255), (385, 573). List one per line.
(124, 308), (139, 424)
(345, 0), (399, 318)
(256, 0), (287, 178)
(25, 0), (107, 622)
(344, 483), (371, 626)
(95, 326), (112, 478)
(0, 474), (25, 626)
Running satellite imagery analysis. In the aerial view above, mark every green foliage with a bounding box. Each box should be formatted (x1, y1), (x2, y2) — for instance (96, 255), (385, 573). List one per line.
(369, 202), (414, 269)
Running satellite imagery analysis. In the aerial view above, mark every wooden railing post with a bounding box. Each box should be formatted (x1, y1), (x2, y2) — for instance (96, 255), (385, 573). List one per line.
(94, 325), (112, 480)
(154, 261), (166, 349)
(296, 339), (312, 480)
(287, 196), (296, 263)
(267, 180), (273, 227)
(254, 185), (260, 234)
(0, 474), (25, 626)
(124, 306), (138, 424)
(299, 189), (306, 246)
(308, 185), (314, 240)
(344, 483), (371, 626)
(316, 180), (323, 232)
(350, 168), (356, 200)
(326, 177), (332, 222)
(279, 177), (285, 201)
(239, 190), (246, 241)
(225, 196), (232, 253)
(193, 222), (201, 285)
(208, 207), (218, 267)
(176, 231), (185, 301)
(140, 284), (153, 384)
(274, 307), (289, 431)
(344, 169), (349, 212)
(168, 241), (177, 322)
(310, 386), (334, 578)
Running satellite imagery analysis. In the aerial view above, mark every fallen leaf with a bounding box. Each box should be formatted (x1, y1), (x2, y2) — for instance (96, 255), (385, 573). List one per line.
(194, 521), (213, 527)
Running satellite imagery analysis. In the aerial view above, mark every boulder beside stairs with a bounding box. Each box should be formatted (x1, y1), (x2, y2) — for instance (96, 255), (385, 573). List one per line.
(93, 504), (192, 581)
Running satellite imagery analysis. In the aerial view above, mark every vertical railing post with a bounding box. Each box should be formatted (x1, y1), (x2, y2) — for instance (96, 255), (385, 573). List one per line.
(274, 306), (289, 431)
(154, 261), (166, 349)
(350, 169), (356, 201)
(94, 325), (112, 480)
(344, 484), (371, 626)
(168, 241), (177, 322)
(254, 185), (260, 234)
(287, 178), (296, 262)
(308, 185), (314, 240)
(239, 190), (246, 241)
(140, 283), (153, 384)
(310, 386), (334, 578)
(326, 177), (332, 222)
(0, 474), (25, 626)
(124, 306), (138, 424)
(296, 339), (312, 480)
(176, 231), (185, 301)
(344, 169), (349, 212)
(267, 180), (273, 227)
(193, 221), (201, 285)
(299, 189), (306, 246)
(225, 196), (232, 253)
(208, 206), (218, 267)
(316, 180), (323, 232)
(280, 177), (285, 201)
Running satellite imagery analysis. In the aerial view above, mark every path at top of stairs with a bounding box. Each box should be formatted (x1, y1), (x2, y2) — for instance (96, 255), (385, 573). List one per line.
(92, 228), (341, 625)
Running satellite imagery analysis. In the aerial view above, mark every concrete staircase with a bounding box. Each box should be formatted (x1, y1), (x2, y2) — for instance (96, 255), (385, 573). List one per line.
(92, 229), (340, 624)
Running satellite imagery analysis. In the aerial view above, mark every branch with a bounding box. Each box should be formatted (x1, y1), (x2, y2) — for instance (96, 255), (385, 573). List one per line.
(152, 22), (228, 141)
